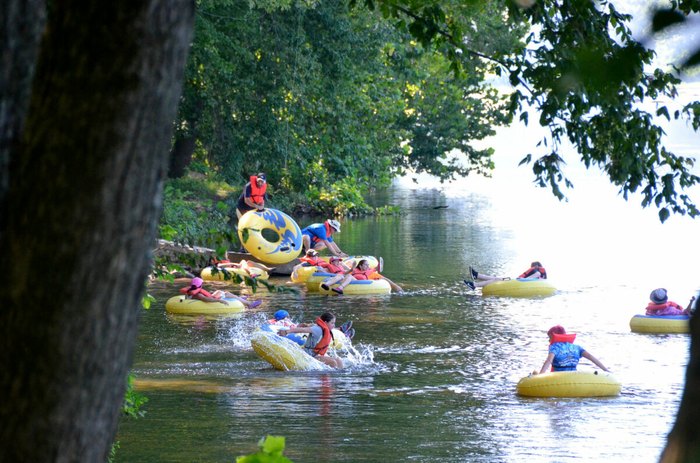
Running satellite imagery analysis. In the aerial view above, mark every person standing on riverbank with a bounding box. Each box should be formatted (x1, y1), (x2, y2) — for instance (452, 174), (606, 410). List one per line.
(236, 173), (267, 219)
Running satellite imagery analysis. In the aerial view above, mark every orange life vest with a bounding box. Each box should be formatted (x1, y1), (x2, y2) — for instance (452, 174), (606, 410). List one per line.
(646, 301), (684, 315)
(519, 265), (547, 279)
(312, 318), (333, 356)
(352, 268), (376, 280)
(249, 175), (267, 205)
(549, 333), (576, 344)
(319, 261), (344, 274)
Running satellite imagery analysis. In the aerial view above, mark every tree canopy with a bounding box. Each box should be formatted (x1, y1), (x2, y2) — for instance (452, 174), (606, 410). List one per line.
(173, 0), (700, 221)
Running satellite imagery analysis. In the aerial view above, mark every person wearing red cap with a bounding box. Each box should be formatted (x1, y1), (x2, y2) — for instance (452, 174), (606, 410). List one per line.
(236, 173), (268, 219)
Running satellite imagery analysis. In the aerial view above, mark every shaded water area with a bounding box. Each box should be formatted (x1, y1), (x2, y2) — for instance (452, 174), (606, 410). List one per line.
(116, 177), (699, 462)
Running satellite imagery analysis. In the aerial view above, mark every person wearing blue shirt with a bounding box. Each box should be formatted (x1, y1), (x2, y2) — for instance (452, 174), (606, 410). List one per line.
(301, 219), (347, 257)
(538, 325), (610, 374)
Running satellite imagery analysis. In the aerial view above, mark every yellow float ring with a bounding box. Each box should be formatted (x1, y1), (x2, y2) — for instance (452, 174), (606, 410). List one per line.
(629, 314), (689, 334)
(238, 209), (302, 265)
(251, 328), (349, 371)
(200, 266), (269, 281)
(306, 274), (392, 294)
(516, 371), (621, 397)
(165, 295), (245, 315)
(481, 278), (556, 297)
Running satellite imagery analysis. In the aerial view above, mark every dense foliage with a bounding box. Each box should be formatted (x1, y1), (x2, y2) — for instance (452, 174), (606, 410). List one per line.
(360, 0), (700, 222)
(170, 0), (700, 222)
(171, 0), (519, 216)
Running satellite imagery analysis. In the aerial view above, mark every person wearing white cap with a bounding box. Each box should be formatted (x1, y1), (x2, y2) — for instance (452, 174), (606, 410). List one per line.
(301, 219), (347, 258)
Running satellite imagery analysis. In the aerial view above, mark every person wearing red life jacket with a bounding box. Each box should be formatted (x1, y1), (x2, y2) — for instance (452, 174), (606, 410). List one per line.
(464, 261), (547, 290)
(301, 219), (348, 258)
(317, 255), (354, 294)
(537, 325), (610, 374)
(645, 288), (695, 316)
(327, 258), (403, 294)
(179, 277), (262, 308)
(278, 312), (343, 368)
(235, 173), (268, 219)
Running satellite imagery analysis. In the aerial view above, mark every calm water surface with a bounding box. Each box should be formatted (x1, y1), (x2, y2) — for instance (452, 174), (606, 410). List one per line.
(116, 174), (699, 462)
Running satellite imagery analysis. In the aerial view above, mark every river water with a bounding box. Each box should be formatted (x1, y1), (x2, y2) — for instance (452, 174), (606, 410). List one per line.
(116, 79), (700, 461)
(115, 169), (699, 462)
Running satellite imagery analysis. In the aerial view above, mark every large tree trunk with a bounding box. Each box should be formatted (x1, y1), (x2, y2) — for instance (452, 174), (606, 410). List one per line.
(0, 0), (194, 461)
(661, 309), (700, 462)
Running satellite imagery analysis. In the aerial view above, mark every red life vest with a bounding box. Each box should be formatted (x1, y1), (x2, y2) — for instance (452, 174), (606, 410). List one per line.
(519, 265), (547, 279)
(549, 333), (576, 344)
(312, 318), (333, 356)
(249, 175), (267, 205)
(352, 268), (375, 280)
(646, 301), (684, 315)
(319, 261), (344, 274)
(311, 222), (334, 245)
(299, 256), (323, 266)
(179, 286), (215, 298)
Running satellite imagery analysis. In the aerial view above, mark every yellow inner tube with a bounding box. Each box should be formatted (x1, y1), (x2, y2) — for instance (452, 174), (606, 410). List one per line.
(516, 371), (621, 397)
(237, 209), (302, 265)
(201, 266), (269, 281)
(481, 278), (556, 297)
(251, 328), (349, 371)
(314, 278), (392, 295)
(165, 295), (245, 315)
(629, 314), (689, 334)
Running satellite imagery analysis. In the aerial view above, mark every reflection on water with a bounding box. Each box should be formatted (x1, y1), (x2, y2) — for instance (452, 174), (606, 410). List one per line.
(117, 179), (697, 462)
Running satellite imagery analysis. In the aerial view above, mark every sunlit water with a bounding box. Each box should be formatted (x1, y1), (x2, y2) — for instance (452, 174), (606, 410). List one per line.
(116, 186), (697, 462)
(116, 83), (699, 462)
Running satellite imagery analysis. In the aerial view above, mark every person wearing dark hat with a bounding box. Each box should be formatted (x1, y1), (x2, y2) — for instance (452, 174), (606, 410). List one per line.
(301, 219), (348, 258)
(536, 325), (610, 375)
(646, 288), (695, 316)
(236, 173), (268, 219)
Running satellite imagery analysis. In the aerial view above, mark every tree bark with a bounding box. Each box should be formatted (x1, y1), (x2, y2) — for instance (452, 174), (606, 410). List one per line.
(0, 1), (194, 461)
(661, 307), (700, 462)
(168, 134), (196, 178)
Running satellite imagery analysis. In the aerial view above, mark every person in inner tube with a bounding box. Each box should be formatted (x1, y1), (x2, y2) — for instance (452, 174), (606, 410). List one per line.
(645, 288), (695, 317)
(278, 312), (343, 369)
(236, 172), (268, 219)
(535, 325), (610, 375)
(179, 277), (262, 308)
(464, 261), (547, 290)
